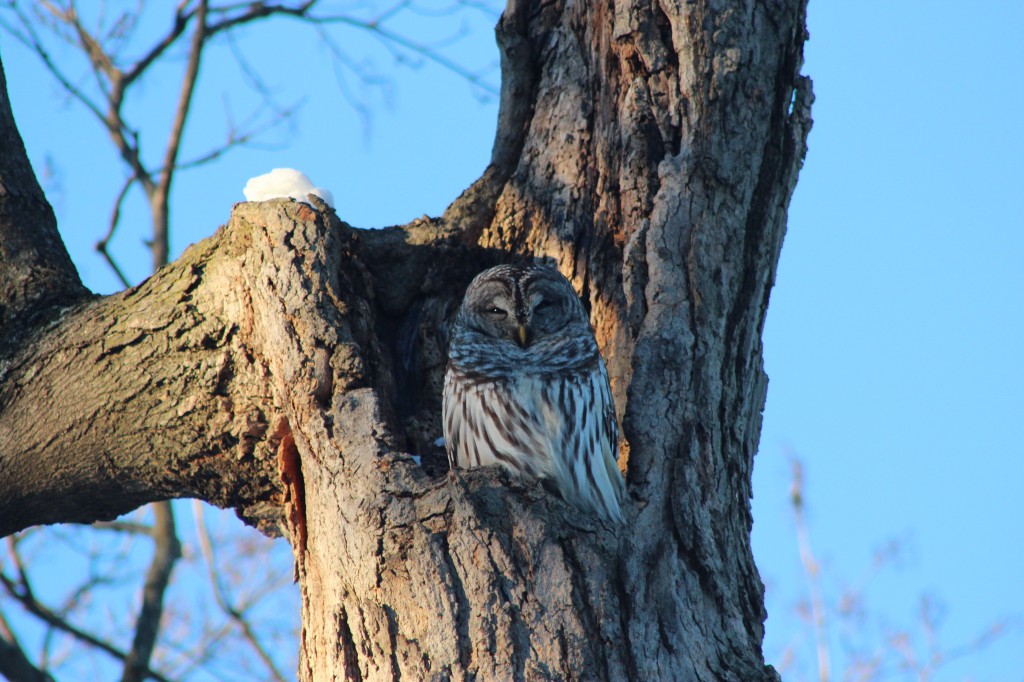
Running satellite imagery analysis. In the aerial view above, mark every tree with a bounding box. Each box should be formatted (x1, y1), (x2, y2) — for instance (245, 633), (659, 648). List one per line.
(1, 3), (497, 679)
(0, 0), (813, 679)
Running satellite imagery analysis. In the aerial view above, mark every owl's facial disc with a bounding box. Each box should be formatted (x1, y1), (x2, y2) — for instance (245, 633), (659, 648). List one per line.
(524, 285), (570, 339)
(466, 283), (523, 347)
(473, 299), (533, 348)
(463, 268), (577, 349)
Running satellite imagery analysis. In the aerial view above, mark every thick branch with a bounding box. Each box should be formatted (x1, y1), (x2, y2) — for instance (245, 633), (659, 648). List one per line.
(0, 52), (86, 329)
(0, 198), (470, 538)
(0, 207), (287, 536)
(441, 0), (542, 239)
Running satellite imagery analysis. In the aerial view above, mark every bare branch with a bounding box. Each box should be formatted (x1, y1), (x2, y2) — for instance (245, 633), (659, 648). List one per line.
(947, 618), (1017, 661)
(39, 1), (118, 82)
(790, 459), (831, 682)
(0, 4), (108, 124)
(26, 2), (151, 194)
(120, 502), (182, 682)
(94, 173), (136, 289)
(194, 502), (289, 682)
(158, 0), (208, 188)
(150, 0), (208, 270)
(219, 25), (304, 142)
(312, 23), (386, 134)
(93, 1), (145, 66)
(0, 611), (55, 682)
(1, 538), (175, 682)
(369, 0), (413, 26)
(3, 0), (497, 283)
(203, 0), (319, 38)
(160, 5), (308, 175)
(175, 103), (300, 171)
(310, 10), (499, 97)
(89, 520), (157, 537)
(121, 4), (196, 88)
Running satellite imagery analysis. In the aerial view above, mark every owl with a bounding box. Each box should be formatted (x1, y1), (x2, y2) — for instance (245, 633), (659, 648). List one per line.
(443, 264), (625, 522)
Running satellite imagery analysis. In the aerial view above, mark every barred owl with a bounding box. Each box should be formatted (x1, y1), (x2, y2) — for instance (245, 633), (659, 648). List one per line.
(443, 264), (625, 522)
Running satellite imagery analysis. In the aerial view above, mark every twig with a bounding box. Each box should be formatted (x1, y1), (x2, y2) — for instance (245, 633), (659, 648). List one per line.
(203, 0), (319, 38)
(89, 519), (156, 536)
(121, 3), (197, 88)
(311, 11), (499, 96)
(0, 4), (108, 123)
(94, 173), (136, 289)
(790, 458), (831, 682)
(193, 501), (289, 682)
(1, 538), (174, 682)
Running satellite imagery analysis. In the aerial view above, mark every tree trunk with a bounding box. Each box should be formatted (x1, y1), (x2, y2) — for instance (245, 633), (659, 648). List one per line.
(0, 0), (812, 680)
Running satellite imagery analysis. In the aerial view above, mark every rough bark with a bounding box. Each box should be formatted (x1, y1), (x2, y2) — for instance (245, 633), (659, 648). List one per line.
(0, 52), (87, 330)
(0, 1), (812, 680)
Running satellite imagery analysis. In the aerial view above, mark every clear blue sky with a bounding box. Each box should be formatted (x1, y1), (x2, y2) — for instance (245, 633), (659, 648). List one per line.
(4, 3), (1022, 679)
(754, 6), (1024, 680)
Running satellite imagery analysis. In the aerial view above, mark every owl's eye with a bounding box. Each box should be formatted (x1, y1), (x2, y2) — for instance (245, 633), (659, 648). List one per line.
(485, 306), (508, 319)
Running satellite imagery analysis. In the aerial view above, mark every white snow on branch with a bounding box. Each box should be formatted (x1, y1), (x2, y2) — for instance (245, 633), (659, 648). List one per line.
(243, 168), (335, 208)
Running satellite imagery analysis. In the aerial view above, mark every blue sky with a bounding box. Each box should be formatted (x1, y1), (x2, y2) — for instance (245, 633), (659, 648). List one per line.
(753, 5), (1024, 679)
(3, 3), (1022, 679)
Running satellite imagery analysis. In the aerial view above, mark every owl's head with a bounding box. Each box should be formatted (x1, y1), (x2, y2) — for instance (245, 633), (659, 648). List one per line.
(456, 264), (587, 348)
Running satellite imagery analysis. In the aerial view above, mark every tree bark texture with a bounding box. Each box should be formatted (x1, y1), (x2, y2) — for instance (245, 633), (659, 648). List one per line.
(0, 1), (812, 680)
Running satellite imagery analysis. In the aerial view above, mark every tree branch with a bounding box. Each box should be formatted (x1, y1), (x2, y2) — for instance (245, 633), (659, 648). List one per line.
(151, 0), (208, 270)
(203, 0), (319, 38)
(0, 611), (54, 682)
(194, 502), (288, 682)
(89, 520), (157, 536)
(305, 8), (499, 96)
(0, 47), (87, 328)
(0, 4), (108, 124)
(791, 459), (832, 682)
(120, 501), (182, 682)
(3, 2), (155, 196)
(1, 538), (174, 682)
(121, 3), (196, 88)
(0, 199), (465, 538)
(47, 1), (118, 82)
(95, 173), (136, 289)
(0, 210), (288, 537)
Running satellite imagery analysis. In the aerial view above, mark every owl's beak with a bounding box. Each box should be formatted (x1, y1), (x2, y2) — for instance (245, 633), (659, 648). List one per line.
(517, 324), (530, 347)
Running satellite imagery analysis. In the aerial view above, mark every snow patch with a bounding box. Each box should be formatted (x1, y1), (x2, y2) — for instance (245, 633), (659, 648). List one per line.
(243, 168), (334, 208)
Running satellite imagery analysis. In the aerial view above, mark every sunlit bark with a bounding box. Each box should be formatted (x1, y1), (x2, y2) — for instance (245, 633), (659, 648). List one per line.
(0, 0), (812, 679)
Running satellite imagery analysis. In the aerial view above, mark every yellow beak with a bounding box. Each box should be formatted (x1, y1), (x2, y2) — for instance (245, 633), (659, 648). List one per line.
(517, 324), (529, 347)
